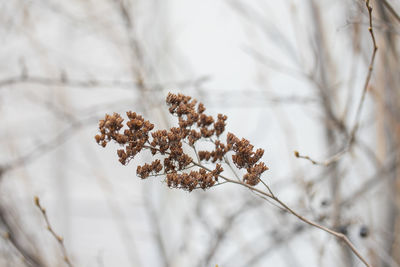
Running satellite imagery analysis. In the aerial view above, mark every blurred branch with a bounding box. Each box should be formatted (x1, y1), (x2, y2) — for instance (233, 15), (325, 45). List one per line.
(0, 75), (137, 90)
(0, 115), (98, 174)
(341, 152), (399, 208)
(201, 200), (255, 267)
(240, 223), (305, 267)
(25, 91), (76, 122)
(0, 206), (45, 267)
(34, 196), (73, 267)
(143, 194), (170, 267)
(242, 46), (308, 80)
(228, 0), (299, 63)
(0, 74), (210, 91)
(84, 151), (143, 267)
(114, 0), (146, 84)
(382, 0), (400, 24)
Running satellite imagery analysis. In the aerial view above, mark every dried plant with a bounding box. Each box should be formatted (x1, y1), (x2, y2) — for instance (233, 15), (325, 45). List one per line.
(95, 92), (267, 191)
(1, 0), (391, 265)
(95, 92), (371, 267)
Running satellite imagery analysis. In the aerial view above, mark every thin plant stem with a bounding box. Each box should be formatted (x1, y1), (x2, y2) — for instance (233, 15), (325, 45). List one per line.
(295, 0), (378, 167)
(145, 144), (370, 266)
(34, 196), (73, 267)
(189, 160), (371, 267)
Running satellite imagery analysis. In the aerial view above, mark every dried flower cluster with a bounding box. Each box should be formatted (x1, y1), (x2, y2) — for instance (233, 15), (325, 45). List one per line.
(227, 133), (268, 185)
(95, 111), (154, 165)
(95, 92), (268, 191)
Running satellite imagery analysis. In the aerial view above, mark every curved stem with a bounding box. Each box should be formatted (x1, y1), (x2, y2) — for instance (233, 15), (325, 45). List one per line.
(191, 160), (371, 267)
(142, 144), (371, 267)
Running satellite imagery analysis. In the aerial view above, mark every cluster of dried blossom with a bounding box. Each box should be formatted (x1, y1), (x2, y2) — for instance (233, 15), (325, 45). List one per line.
(95, 93), (268, 191)
(95, 111), (154, 165)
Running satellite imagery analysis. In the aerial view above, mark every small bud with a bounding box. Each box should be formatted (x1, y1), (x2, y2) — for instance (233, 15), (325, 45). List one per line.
(34, 196), (40, 207)
(359, 225), (369, 238)
(294, 151), (300, 157)
(320, 199), (330, 207)
(3, 232), (10, 239)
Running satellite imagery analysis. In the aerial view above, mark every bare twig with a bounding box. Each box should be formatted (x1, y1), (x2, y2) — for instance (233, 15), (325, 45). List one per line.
(34, 196), (73, 267)
(295, 0), (378, 167)
(294, 149), (347, 166)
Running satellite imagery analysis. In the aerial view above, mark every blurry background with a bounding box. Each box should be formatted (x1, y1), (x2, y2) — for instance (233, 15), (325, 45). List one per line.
(0, 0), (399, 266)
